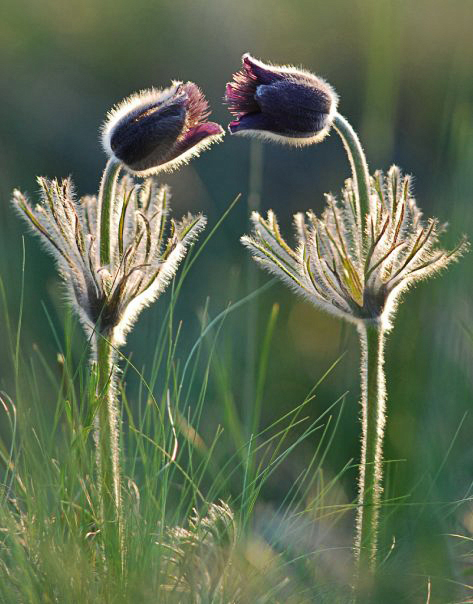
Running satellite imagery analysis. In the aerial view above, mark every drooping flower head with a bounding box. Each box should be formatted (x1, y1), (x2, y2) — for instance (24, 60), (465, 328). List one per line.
(13, 175), (206, 347)
(102, 81), (224, 175)
(242, 166), (467, 330)
(225, 53), (338, 145)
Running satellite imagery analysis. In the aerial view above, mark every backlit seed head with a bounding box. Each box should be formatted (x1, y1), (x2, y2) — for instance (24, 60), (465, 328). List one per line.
(242, 166), (467, 330)
(102, 82), (224, 176)
(225, 53), (338, 146)
(13, 174), (206, 347)
(162, 502), (236, 598)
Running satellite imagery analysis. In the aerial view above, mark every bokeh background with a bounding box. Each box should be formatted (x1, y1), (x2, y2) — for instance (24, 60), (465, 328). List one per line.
(1, 0), (473, 599)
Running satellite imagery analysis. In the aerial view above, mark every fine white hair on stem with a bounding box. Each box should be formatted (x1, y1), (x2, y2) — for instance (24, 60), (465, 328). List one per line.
(354, 323), (386, 570)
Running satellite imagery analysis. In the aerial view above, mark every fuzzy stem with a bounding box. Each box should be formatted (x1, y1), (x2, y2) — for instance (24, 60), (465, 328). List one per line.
(332, 113), (371, 232)
(98, 158), (121, 266)
(94, 331), (122, 567)
(354, 322), (386, 596)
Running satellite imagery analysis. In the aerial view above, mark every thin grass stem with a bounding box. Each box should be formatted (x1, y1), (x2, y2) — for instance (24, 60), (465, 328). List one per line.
(244, 140), (263, 434)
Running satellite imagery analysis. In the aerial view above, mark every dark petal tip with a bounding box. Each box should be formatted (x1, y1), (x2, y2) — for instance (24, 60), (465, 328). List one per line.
(228, 120), (240, 133)
(240, 54), (281, 84)
(228, 112), (276, 134)
(165, 122), (223, 163)
(242, 53), (257, 71)
(189, 122), (224, 138)
(181, 81), (211, 124)
(224, 71), (260, 116)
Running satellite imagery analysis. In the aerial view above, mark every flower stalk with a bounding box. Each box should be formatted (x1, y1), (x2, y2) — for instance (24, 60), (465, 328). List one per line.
(95, 158), (123, 557)
(332, 114), (387, 582)
(354, 322), (386, 590)
(332, 113), (371, 230)
(94, 331), (122, 564)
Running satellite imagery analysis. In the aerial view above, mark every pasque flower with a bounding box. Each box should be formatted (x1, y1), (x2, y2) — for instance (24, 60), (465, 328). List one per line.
(103, 81), (224, 175)
(244, 175), (466, 597)
(225, 53), (338, 145)
(244, 171), (467, 594)
(13, 78), (220, 567)
(234, 53), (468, 596)
(13, 173), (206, 563)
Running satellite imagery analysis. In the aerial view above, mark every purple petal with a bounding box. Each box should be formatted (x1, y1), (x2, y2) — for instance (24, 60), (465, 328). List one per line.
(110, 103), (186, 170)
(167, 122), (224, 160)
(225, 73), (259, 117)
(181, 82), (211, 124)
(255, 81), (332, 134)
(242, 54), (282, 85)
(229, 112), (278, 134)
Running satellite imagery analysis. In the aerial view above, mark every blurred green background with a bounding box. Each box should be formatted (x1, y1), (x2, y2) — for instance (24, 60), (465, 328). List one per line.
(1, 0), (473, 599)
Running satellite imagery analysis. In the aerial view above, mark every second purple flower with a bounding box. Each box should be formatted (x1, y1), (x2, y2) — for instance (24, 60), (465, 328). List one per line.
(225, 53), (338, 145)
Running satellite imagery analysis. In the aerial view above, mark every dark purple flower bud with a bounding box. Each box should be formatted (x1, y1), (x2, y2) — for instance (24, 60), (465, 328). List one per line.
(225, 54), (338, 146)
(102, 82), (224, 175)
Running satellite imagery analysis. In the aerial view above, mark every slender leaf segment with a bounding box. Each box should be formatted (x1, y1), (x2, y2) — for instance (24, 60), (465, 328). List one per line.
(99, 158), (121, 266)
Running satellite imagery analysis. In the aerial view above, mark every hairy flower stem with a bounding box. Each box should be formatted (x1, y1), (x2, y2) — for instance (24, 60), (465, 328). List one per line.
(354, 322), (386, 595)
(99, 158), (121, 266)
(331, 114), (385, 588)
(94, 332), (122, 567)
(332, 114), (371, 230)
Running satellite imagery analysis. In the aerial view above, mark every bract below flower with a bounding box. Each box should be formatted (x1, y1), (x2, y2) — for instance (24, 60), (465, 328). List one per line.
(13, 176), (206, 347)
(225, 53), (338, 146)
(102, 81), (224, 175)
(242, 167), (467, 329)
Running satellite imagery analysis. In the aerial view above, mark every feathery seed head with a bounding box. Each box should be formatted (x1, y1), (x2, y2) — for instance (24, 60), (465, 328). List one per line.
(225, 53), (338, 146)
(242, 166), (467, 330)
(13, 174), (206, 347)
(102, 82), (224, 176)
(162, 502), (236, 598)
